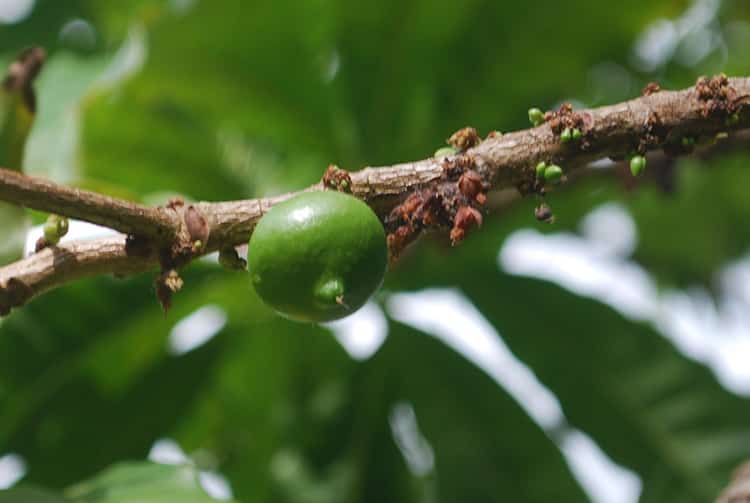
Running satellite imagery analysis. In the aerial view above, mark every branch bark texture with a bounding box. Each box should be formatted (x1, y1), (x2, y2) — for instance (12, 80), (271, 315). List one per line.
(0, 75), (748, 314)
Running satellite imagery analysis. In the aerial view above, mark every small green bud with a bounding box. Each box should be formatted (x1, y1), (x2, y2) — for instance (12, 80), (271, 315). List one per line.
(630, 155), (646, 177)
(434, 146), (459, 158)
(681, 136), (695, 147)
(43, 222), (59, 245)
(544, 164), (563, 184)
(571, 128), (582, 140)
(43, 214), (69, 245)
(535, 161), (547, 179)
(726, 113), (740, 126)
(560, 128), (572, 143)
(528, 108), (544, 126)
(340, 179), (349, 190)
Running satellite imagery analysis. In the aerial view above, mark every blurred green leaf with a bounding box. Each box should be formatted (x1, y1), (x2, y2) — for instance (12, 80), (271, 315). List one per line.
(66, 462), (233, 502)
(0, 487), (67, 503)
(629, 153), (750, 287)
(391, 211), (750, 501)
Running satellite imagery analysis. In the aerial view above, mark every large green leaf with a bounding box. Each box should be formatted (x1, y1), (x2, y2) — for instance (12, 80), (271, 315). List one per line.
(66, 462), (233, 502)
(0, 487), (66, 503)
(0, 462), (234, 502)
(0, 265), (257, 487)
(167, 316), (590, 502)
(390, 212), (750, 502)
(361, 322), (589, 502)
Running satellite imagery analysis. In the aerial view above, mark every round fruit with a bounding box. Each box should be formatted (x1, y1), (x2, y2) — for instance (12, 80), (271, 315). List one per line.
(544, 164), (563, 184)
(248, 191), (387, 323)
(630, 155), (646, 177)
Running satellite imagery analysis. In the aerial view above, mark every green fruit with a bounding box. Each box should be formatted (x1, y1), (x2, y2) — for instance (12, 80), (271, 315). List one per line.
(535, 161), (547, 179)
(544, 164), (563, 184)
(248, 191), (387, 323)
(630, 155), (646, 177)
(528, 107), (544, 126)
(434, 146), (458, 158)
(560, 127), (572, 143)
(43, 214), (68, 245)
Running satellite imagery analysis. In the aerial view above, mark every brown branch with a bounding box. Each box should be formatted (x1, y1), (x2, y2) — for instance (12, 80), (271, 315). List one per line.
(0, 75), (749, 314)
(716, 461), (750, 502)
(0, 169), (178, 240)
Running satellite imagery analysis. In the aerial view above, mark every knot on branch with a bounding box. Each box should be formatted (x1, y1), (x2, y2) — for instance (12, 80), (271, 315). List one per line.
(641, 111), (668, 152)
(160, 198), (210, 262)
(184, 204), (209, 253)
(545, 103), (594, 150)
(447, 127), (481, 151)
(0, 277), (33, 316)
(322, 165), (352, 192)
(385, 152), (487, 258)
(695, 73), (739, 118)
(641, 82), (661, 96)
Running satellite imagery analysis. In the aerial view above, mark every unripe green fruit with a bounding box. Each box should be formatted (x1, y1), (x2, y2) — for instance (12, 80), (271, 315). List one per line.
(630, 155), (646, 177)
(248, 191), (387, 323)
(544, 164), (563, 184)
(434, 146), (459, 158)
(535, 161), (547, 179)
(560, 127), (572, 143)
(528, 108), (544, 126)
(43, 214), (68, 245)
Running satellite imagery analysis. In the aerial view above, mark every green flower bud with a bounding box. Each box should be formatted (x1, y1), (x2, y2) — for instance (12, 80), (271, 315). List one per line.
(571, 128), (582, 140)
(630, 155), (646, 177)
(681, 137), (695, 147)
(434, 146), (459, 158)
(544, 164), (563, 184)
(560, 128), (572, 143)
(43, 214), (69, 245)
(528, 108), (544, 126)
(535, 161), (547, 179)
(726, 113), (740, 126)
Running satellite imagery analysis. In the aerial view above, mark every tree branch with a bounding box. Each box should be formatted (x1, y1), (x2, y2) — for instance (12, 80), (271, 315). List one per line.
(0, 75), (748, 314)
(716, 461), (750, 502)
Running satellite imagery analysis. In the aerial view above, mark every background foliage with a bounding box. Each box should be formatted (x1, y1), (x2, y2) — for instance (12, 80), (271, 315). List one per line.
(1, 0), (750, 501)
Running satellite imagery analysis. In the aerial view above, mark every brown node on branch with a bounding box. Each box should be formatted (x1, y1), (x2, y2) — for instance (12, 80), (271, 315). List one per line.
(458, 169), (487, 205)
(450, 206), (482, 245)
(642, 82), (661, 96)
(386, 149), (489, 256)
(447, 127), (481, 151)
(166, 197), (185, 210)
(154, 269), (183, 312)
(641, 110), (668, 152)
(385, 189), (451, 259)
(441, 153), (476, 180)
(0, 277), (33, 317)
(321, 164), (352, 192)
(546, 103), (593, 150)
(695, 73), (738, 118)
(3, 46), (46, 113)
(185, 204), (209, 254)
(485, 130), (502, 139)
